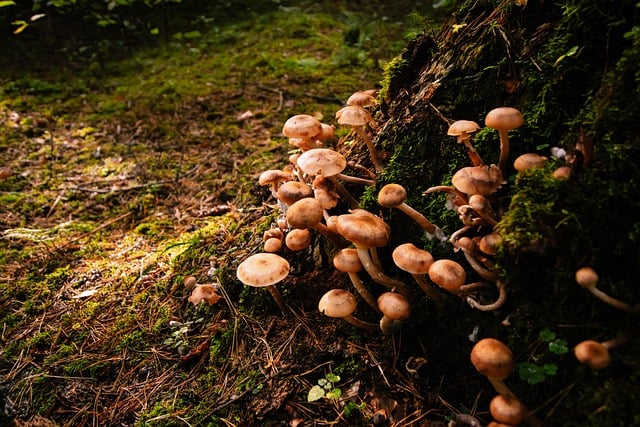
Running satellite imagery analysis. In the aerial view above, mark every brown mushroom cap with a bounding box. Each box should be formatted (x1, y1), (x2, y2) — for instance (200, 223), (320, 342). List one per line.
(286, 198), (324, 230)
(277, 181), (314, 206)
(264, 237), (283, 253)
(478, 233), (503, 256)
(318, 289), (357, 318)
(485, 107), (524, 131)
(258, 169), (292, 187)
(575, 266), (599, 289)
(333, 248), (363, 273)
(452, 165), (505, 196)
(347, 90), (377, 107)
(237, 253), (290, 287)
(470, 338), (515, 380)
(282, 114), (322, 139)
(335, 105), (372, 126)
(448, 120), (481, 140)
(428, 259), (467, 292)
(378, 183), (407, 208)
(377, 292), (411, 321)
(188, 284), (221, 305)
(574, 340), (612, 369)
(490, 394), (527, 426)
(336, 209), (390, 248)
(392, 243), (434, 275)
(296, 148), (347, 177)
(285, 228), (312, 251)
(514, 153), (548, 172)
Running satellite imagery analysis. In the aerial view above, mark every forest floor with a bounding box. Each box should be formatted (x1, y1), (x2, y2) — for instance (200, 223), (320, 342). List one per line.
(0, 3), (465, 426)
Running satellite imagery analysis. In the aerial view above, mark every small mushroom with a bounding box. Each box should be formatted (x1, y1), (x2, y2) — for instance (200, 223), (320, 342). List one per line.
(236, 253), (290, 312)
(282, 114), (322, 140)
(377, 291), (412, 335)
(470, 338), (515, 396)
(188, 284), (221, 305)
(447, 120), (483, 166)
(574, 333), (631, 369)
(391, 243), (442, 301)
(276, 181), (314, 206)
(378, 183), (447, 242)
(336, 209), (411, 297)
(333, 248), (379, 312)
(452, 165), (505, 196)
(514, 153), (547, 172)
(489, 394), (527, 426)
(428, 259), (467, 294)
(575, 266), (639, 313)
(285, 228), (312, 251)
(258, 169), (293, 196)
(346, 90), (377, 107)
(318, 289), (377, 331)
(335, 105), (384, 172)
(286, 198), (347, 248)
(484, 107), (524, 174)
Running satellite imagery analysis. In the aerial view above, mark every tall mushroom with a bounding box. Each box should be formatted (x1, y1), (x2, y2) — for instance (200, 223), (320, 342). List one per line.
(333, 248), (380, 312)
(236, 253), (290, 312)
(378, 183), (447, 242)
(335, 105), (384, 172)
(484, 107), (524, 174)
(447, 120), (483, 166)
(574, 334), (631, 369)
(336, 209), (411, 297)
(318, 289), (377, 331)
(391, 243), (442, 301)
(575, 266), (639, 313)
(470, 338), (515, 396)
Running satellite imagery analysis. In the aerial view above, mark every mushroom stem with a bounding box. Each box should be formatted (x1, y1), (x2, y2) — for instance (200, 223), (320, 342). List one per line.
(460, 247), (500, 282)
(355, 246), (411, 297)
(411, 274), (443, 302)
(601, 333), (632, 350)
(497, 129), (510, 173)
(348, 161), (377, 181)
(354, 126), (384, 173)
(313, 222), (350, 248)
(379, 316), (402, 335)
(347, 271), (381, 313)
(467, 282), (508, 311)
(423, 185), (469, 206)
(327, 176), (361, 209)
(396, 203), (447, 242)
(587, 286), (639, 313)
(460, 137), (484, 166)
(335, 173), (375, 186)
(266, 285), (287, 313)
(343, 314), (379, 331)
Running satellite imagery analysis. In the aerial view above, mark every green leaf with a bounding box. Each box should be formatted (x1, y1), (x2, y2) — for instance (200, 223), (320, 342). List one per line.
(317, 378), (327, 386)
(12, 20), (28, 34)
(325, 373), (341, 383)
(0, 1), (16, 7)
(518, 362), (547, 385)
(548, 339), (569, 354)
(539, 328), (556, 342)
(149, 27), (160, 35)
(307, 385), (325, 402)
(542, 364), (559, 376)
(325, 388), (342, 399)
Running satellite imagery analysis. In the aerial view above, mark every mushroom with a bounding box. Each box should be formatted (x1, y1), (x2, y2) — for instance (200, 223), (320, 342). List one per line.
(346, 90), (377, 108)
(575, 266), (639, 313)
(236, 253), (290, 312)
(335, 209), (411, 297)
(378, 183), (447, 242)
(428, 259), (467, 294)
(489, 394), (527, 426)
(484, 107), (524, 174)
(188, 284), (221, 305)
(312, 175), (340, 210)
(335, 105), (384, 172)
(276, 181), (314, 206)
(391, 243), (442, 301)
(258, 169), (293, 196)
(333, 248), (379, 312)
(574, 334), (631, 369)
(377, 291), (412, 335)
(282, 114), (322, 140)
(286, 197), (347, 248)
(452, 165), (505, 196)
(467, 194), (499, 227)
(447, 120), (484, 166)
(470, 338), (515, 396)
(513, 153), (547, 172)
(285, 228), (312, 251)
(318, 289), (377, 331)
(264, 237), (283, 253)
(471, 339), (542, 427)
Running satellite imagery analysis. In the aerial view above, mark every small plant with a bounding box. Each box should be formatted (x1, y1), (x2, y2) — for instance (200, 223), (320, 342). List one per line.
(518, 328), (569, 385)
(307, 373), (342, 402)
(164, 317), (204, 354)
